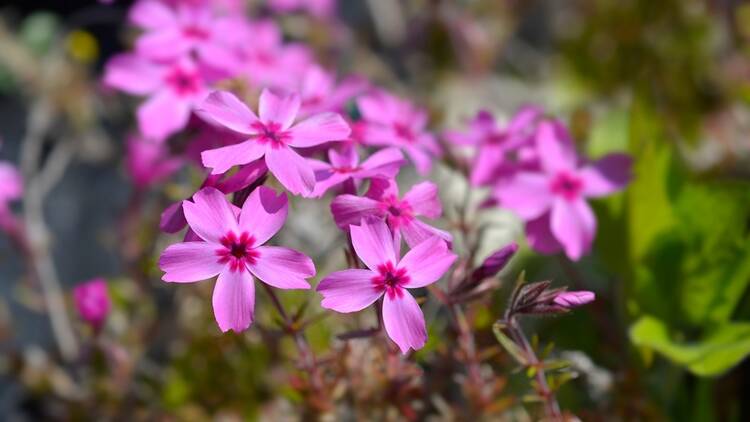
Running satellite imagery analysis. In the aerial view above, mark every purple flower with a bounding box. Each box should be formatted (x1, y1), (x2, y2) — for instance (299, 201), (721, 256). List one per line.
(73, 278), (111, 330)
(308, 146), (405, 197)
(357, 90), (441, 175)
(294, 65), (368, 117)
(553, 290), (595, 309)
(159, 186), (315, 332)
(195, 89), (351, 196)
(317, 219), (456, 353)
(0, 154), (22, 232)
(126, 134), (182, 189)
(496, 120), (632, 260)
(331, 178), (452, 248)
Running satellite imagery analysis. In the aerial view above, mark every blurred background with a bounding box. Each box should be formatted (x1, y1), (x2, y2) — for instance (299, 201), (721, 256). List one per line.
(1, 0), (750, 420)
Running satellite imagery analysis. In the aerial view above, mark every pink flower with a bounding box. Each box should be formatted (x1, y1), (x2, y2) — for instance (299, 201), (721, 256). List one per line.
(496, 120), (632, 260)
(357, 90), (441, 175)
(73, 278), (111, 330)
(128, 0), (239, 73)
(330, 178), (452, 248)
(0, 157), (22, 232)
(238, 20), (313, 89)
(126, 134), (182, 189)
(553, 290), (595, 309)
(308, 146), (405, 197)
(196, 89), (351, 196)
(294, 65), (368, 117)
(104, 54), (209, 141)
(317, 219), (456, 353)
(444, 106), (541, 186)
(159, 186), (315, 332)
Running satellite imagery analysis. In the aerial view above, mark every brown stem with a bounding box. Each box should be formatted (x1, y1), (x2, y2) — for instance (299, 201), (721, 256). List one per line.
(448, 303), (485, 406)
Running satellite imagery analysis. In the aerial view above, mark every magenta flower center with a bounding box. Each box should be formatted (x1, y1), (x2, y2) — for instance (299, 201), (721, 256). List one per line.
(485, 132), (507, 145)
(393, 122), (416, 142)
(165, 67), (202, 97)
(216, 232), (260, 272)
(251, 121), (291, 149)
(379, 195), (413, 228)
(550, 171), (583, 201)
(372, 261), (410, 299)
(182, 25), (210, 40)
(332, 165), (359, 174)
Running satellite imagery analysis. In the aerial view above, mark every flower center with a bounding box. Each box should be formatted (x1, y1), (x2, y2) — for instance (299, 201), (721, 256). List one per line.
(182, 25), (210, 40)
(165, 67), (202, 97)
(372, 261), (410, 299)
(251, 121), (291, 149)
(216, 232), (260, 272)
(485, 132), (506, 145)
(333, 165), (359, 174)
(393, 122), (415, 142)
(550, 171), (583, 201)
(379, 195), (413, 228)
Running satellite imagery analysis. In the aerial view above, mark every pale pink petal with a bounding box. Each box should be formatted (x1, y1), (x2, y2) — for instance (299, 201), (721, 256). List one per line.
(103, 54), (162, 95)
(201, 141), (266, 175)
(238, 186), (288, 245)
(496, 172), (553, 220)
(182, 187), (238, 243)
(129, 0), (175, 29)
(248, 246), (314, 289)
(357, 92), (399, 125)
(259, 89), (300, 129)
(471, 144), (505, 186)
(403, 145), (432, 175)
(358, 147), (405, 179)
(399, 237), (456, 288)
(550, 198), (596, 261)
(330, 195), (383, 229)
(400, 219), (452, 249)
(311, 172), (350, 197)
(159, 242), (224, 282)
(265, 146), (315, 196)
(317, 269), (382, 313)
(350, 219), (397, 271)
(507, 105), (542, 134)
(443, 129), (480, 146)
(382, 290), (427, 354)
(135, 28), (189, 61)
(137, 91), (191, 141)
(525, 213), (562, 255)
(212, 268), (255, 332)
(196, 91), (259, 135)
(536, 121), (577, 173)
(328, 145), (358, 168)
(197, 43), (240, 74)
(402, 181), (441, 218)
(580, 153), (632, 197)
(0, 162), (22, 201)
(287, 113), (351, 147)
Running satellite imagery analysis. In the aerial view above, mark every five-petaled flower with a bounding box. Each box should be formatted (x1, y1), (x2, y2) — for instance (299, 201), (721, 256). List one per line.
(159, 186), (315, 332)
(196, 89), (351, 196)
(317, 219), (456, 354)
(495, 120), (632, 260)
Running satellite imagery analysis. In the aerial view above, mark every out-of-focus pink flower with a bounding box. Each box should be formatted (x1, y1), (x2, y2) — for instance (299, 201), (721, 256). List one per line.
(161, 0), (244, 14)
(293, 65), (368, 117)
(308, 146), (405, 197)
(196, 89), (351, 196)
(357, 90), (440, 175)
(317, 219), (456, 354)
(128, 0), (239, 73)
(553, 290), (595, 309)
(331, 178), (451, 248)
(268, 0), (336, 19)
(159, 187), (315, 332)
(126, 134), (182, 189)
(444, 107), (541, 186)
(104, 54), (209, 141)
(496, 120), (632, 260)
(0, 155), (22, 232)
(73, 278), (111, 330)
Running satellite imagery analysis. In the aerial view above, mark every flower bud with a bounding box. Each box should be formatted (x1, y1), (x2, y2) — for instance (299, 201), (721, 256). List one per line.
(72, 278), (111, 331)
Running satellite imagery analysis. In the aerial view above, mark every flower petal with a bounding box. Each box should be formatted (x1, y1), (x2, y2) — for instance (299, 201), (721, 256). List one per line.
(182, 187), (238, 243)
(159, 241), (224, 282)
(351, 219), (397, 271)
(398, 237), (456, 288)
(402, 181), (442, 218)
(580, 153), (632, 197)
(317, 269), (382, 313)
(358, 147), (404, 179)
(128, 0), (175, 29)
(103, 54), (162, 95)
(400, 219), (453, 249)
(196, 91), (259, 135)
(212, 268), (255, 332)
(201, 141), (266, 175)
(135, 28), (189, 61)
(265, 146), (316, 196)
(382, 290), (427, 354)
(496, 172), (553, 220)
(403, 145), (433, 175)
(525, 212), (563, 255)
(330, 194), (383, 229)
(550, 198), (596, 261)
(248, 246), (314, 289)
(137, 91), (191, 141)
(239, 186), (288, 245)
(287, 112), (351, 148)
(536, 120), (577, 173)
(259, 89), (300, 129)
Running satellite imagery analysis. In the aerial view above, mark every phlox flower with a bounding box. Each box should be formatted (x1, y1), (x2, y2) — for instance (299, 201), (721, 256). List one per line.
(126, 134), (182, 189)
(293, 65), (368, 117)
(331, 178), (451, 248)
(159, 186), (315, 332)
(104, 54), (209, 141)
(444, 106), (541, 186)
(553, 290), (595, 309)
(356, 90), (441, 175)
(496, 120), (632, 260)
(0, 157), (22, 232)
(307, 146), (405, 197)
(196, 89), (351, 196)
(317, 219), (456, 353)
(72, 278), (111, 331)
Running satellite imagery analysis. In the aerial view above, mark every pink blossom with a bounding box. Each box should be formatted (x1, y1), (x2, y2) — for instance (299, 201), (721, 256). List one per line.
(444, 106), (541, 186)
(307, 146), (405, 197)
(317, 219), (456, 353)
(553, 290), (595, 309)
(357, 90), (441, 175)
(73, 278), (111, 330)
(496, 120), (632, 260)
(126, 134), (182, 189)
(331, 178), (452, 248)
(104, 54), (209, 141)
(293, 65), (368, 117)
(196, 89), (351, 196)
(0, 150), (22, 232)
(128, 0), (239, 73)
(268, 0), (336, 18)
(159, 186), (315, 332)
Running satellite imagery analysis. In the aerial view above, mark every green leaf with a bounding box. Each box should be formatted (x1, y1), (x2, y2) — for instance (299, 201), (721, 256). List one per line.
(630, 316), (750, 376)
(492, 322), (528, 366)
